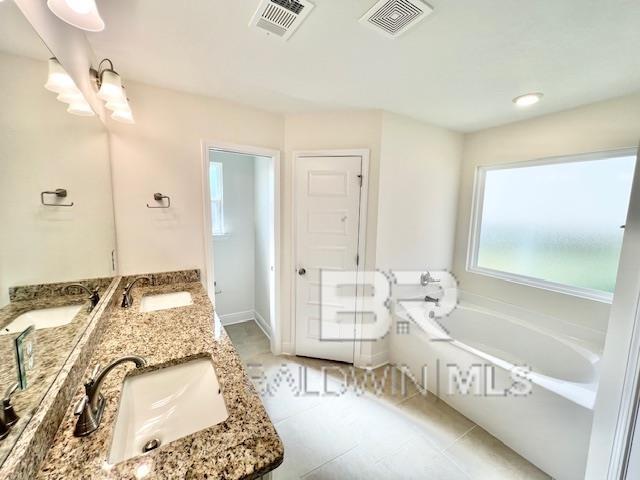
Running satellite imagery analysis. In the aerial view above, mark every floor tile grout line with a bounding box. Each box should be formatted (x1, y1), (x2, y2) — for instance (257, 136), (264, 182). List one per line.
(440, 426), (478, 480)
(445, 424), (477, 451)
(272, 394), (335, 426)
(442, 446), (475, 479)
(299, 444), (361, 479)
(394, 389), (420, 407)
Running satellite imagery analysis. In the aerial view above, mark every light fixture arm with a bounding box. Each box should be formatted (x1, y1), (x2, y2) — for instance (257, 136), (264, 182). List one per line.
(90, 58), (117, 90)
(90, 58), (135, 124)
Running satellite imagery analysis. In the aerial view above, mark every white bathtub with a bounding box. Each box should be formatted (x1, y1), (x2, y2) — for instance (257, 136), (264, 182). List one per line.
(392, 299), (600, 480)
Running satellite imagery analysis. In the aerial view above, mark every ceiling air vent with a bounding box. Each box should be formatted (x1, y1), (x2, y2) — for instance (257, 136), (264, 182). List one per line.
(250, 0), (315, 41)
(360, 0), (433, 38)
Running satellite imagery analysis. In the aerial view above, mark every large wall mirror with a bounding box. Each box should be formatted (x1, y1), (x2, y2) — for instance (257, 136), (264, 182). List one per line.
(0, 2), (116, 464)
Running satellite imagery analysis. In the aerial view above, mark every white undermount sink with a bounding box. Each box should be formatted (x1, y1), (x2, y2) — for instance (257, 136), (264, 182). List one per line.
(108, 357), (228, 464)
(139, 291), (193, 313)
(1, 304), (83, 335)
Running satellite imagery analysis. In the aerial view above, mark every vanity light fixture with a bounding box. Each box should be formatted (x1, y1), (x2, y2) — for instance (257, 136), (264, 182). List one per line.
(56, 91), (84, 104)
(91, 59), (135, 124)
(111, 108), (135, 124)
(47, 0), (105, 32)
(45, 57), (95, 117)
(44, 57), (76, 94)
(67, 101), (95, 116)
(513, 92), (544, 107)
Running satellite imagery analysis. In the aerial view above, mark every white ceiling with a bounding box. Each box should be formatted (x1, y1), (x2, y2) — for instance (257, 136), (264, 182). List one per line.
(82, 0), (640, 131)
(0, 1), (50, 61)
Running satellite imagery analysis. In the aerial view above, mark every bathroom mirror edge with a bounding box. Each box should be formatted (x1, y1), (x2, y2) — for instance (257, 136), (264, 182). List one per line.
(0, 277), (122, 478)
(0, 1), (118, 471)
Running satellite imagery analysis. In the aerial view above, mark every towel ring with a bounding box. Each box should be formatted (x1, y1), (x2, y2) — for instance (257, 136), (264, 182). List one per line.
(41, 189), (74, 207)
(147, 193), (171, 208)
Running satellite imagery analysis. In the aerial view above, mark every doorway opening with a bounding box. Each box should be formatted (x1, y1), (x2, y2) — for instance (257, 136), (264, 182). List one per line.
(201, 142), (280, 354)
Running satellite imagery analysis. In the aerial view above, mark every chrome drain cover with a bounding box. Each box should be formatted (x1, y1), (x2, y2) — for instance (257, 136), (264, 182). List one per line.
(142, 438), (161, 453)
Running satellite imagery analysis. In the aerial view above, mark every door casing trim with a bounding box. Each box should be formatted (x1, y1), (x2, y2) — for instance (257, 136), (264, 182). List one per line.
(200, 140), (282, 354)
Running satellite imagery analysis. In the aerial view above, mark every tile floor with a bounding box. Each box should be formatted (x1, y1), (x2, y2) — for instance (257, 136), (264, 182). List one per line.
(225, 321), (551, 480)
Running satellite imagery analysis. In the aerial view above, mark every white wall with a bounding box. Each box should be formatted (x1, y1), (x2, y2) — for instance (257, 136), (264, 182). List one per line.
(108, 80), (284, 280)
(211, 151), (255, 320)
(377, 112), (464, 367)
(0, 52), (115, 306)
(254, 155), (273, 334)
(377, 112), (464, 271)
(452, 93), (640, 337)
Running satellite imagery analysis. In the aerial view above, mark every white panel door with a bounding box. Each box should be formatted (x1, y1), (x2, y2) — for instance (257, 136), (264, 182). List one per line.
(295, 155), (363, 362)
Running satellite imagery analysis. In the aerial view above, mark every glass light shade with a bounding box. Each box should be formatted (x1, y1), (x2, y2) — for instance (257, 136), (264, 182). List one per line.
(104, 97), (130, 112)
(97, 70), (126, 102)
(56, 91), (84, 104)
(111, 108), (135, 124)
(44, 58), (77, 94)
(67, 100), (95, 116)
(47, 0), (105, 32)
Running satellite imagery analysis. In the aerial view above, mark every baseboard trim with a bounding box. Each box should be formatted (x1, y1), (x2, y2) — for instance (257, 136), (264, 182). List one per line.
(218, 309), (273, 343)
(355, 349), (390, 369)
(253, 310), (272, 339)
(281, 341), (295, 356)
(219, 310), (255, 326)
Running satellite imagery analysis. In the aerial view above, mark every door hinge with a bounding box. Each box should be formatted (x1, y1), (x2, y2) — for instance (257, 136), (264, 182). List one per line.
(357, 174), (363, 187)
(111, 250), (116, 271)
(356, 254), (360, 266)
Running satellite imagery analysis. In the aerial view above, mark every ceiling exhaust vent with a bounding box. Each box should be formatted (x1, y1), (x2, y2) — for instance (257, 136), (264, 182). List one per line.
(360, 0), (433, 38)
(250, 0), (315, 41)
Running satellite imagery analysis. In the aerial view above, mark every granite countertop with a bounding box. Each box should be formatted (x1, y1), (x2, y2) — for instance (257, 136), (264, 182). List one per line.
(35, 281), (283, 479)
(0, 294), (95, 464)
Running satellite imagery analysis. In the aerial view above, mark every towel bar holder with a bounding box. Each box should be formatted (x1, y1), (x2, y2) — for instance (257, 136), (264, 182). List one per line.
(147, 193), (170, 208)
(41, 189), (74, 207)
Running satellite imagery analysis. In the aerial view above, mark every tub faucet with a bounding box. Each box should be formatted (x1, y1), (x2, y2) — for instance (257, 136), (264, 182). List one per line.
(420, 271), (439, 287)
(120, 276), (152, 308)
(62, 283), (100, 312)
(73, 355), (147, 437)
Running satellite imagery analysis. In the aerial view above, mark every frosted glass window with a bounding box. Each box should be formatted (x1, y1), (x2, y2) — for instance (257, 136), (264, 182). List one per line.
(470, 152), (636, 299)
(210, 162), (225, 235)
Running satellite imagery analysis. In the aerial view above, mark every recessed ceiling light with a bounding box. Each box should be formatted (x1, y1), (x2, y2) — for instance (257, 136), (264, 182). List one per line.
(513, 92), (543, 108)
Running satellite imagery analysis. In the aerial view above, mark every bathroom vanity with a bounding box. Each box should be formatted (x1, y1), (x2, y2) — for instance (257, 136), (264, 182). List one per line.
(34, 272), (283, 479)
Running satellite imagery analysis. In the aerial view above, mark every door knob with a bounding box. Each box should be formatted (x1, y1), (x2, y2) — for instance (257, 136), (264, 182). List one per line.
(298, 268), (306, 276)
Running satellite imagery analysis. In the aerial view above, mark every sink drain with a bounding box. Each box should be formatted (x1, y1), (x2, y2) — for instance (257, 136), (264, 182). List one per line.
(142, 438), (161, 453)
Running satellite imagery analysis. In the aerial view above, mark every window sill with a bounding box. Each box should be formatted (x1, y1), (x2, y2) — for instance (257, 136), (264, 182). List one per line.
(212, 233), (231, 240)
(466, 265), (613, 304)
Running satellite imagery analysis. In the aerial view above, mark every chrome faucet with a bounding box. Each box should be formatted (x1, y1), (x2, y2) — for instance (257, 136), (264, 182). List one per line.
(73, 355), (147, 437)
(0, 414), (8, 440)
(0, 383), (19, 441)
(120, 276), (152, 308)
(62, 283), (100, 312)
(3, 383), (19, 427)
(419, 271), (439, 287)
